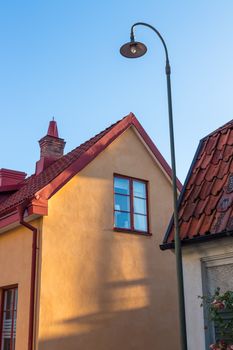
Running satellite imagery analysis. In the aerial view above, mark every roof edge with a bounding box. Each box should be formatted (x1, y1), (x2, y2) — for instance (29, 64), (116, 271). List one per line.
(36, 112), (182, 201)
(0, 210), (41, 235)
(0, 112), (182, 220)
(131, 116), (182, 192)
(200, 118), (233, 141)
(162, 139), (204, 244)
(160, 230), (233, 250)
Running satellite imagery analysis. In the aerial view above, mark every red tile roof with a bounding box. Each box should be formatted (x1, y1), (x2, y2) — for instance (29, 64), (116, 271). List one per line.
(162, 119), (233, 248)
(0, 113), (181, 219)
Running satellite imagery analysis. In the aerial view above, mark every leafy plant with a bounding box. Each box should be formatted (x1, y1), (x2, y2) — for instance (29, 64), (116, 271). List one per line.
(199, 288), (233, 350)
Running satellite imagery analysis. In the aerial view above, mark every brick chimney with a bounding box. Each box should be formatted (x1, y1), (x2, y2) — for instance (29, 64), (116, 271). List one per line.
(35, 119), (66, 175)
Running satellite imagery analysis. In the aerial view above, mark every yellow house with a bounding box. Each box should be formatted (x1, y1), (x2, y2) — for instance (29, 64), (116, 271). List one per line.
(0, 113), (181, 350)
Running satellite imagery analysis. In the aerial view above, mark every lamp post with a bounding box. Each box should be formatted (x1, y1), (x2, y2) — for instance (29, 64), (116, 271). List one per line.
(120, 22), (188, 350)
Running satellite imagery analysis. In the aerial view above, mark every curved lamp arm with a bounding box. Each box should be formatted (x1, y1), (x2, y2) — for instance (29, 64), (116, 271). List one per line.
(131, 22), (171, 74)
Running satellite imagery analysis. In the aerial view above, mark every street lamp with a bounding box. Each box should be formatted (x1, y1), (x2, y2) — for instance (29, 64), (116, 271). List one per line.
(120, 22), (188, 350)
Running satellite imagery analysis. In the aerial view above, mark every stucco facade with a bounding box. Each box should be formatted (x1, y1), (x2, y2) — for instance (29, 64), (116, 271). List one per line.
(182, 239), (233, 350)
(0, 219), (41, 350)
(0, 118), (180, 350)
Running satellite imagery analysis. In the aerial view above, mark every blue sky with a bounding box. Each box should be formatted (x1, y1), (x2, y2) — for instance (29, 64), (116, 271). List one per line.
(0, 1), (233, 183)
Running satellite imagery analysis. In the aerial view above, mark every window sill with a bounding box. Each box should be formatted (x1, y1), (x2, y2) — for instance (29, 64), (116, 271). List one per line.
(113, 228), (152, 237)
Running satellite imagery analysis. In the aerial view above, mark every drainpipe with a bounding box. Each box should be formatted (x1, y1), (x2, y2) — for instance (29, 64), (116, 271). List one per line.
(18, 204), (37, 350)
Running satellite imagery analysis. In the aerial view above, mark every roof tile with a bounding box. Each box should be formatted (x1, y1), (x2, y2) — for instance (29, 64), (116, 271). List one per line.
(205, 134), (220, 155)
(0, 117), (126, 216)
(164, 118), (233, 245)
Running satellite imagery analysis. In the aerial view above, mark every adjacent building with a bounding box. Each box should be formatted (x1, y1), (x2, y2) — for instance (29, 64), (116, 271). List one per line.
(161, 119), (233, 349)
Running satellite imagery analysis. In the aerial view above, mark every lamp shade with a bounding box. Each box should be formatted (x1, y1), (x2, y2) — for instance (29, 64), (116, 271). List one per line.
(120, 41), (147, 58)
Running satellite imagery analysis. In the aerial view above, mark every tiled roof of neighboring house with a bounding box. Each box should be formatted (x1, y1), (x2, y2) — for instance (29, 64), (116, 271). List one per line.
(162, 119), (233, 249)
(0, 113), (182, 219)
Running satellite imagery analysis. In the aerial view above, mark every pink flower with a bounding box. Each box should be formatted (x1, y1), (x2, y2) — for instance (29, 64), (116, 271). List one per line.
(212, 299), (225, 310)
(219, 340), (227, 345)
(227, 345), (233, 350)
(210, 340), (229, 350)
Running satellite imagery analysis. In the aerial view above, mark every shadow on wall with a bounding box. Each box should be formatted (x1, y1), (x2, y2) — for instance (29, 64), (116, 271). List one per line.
(39, 299), (154, 350)
(38, 276), (159, 349)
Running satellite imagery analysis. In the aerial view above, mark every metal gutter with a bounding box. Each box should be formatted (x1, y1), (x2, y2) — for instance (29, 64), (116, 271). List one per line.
(18, 203), (38, 350)
(160, 230), (233, 250)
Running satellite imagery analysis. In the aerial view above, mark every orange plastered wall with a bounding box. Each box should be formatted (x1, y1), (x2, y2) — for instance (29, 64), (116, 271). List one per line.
(0, 219), (41, 350)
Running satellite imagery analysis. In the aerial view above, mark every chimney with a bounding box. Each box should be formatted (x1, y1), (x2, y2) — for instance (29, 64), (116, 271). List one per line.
(0, 169), (26, 203)
(35, 119), (66, 175)
(0, 168), (27, 187)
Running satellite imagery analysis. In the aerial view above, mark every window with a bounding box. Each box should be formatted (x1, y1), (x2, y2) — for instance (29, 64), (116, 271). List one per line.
(114, 175), (149, 233)
(215, 309), (233, 344)
(0, 287), (18, 350)
(201, 255), (233, 349)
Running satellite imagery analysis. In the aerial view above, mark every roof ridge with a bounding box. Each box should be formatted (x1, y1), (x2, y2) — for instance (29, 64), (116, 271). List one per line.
(201, 118), (233, 141)
(41, 113), (132, 172)
(0, 113), (135, 215)
(0, 111), (179, 220)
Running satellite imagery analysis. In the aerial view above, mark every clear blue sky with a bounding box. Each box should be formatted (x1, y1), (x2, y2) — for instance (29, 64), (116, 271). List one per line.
(0, 1), (233, 183)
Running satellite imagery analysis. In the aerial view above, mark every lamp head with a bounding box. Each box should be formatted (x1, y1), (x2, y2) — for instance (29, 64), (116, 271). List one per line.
(120, 37), (147, 59)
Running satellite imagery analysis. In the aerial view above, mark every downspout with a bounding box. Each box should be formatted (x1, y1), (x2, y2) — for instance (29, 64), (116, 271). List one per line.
(18, 203), (37, 350)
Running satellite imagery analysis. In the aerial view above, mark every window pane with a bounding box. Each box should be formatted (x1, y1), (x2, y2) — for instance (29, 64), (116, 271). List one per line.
(13, 311), (17, 336)
(2, 338), (11, 350)
(134, 214), (148, 232)
(133, 197), (147, 215)
(203, 262), (233, 345)
(114, 212), (131, 229)
(14, 290), (18, 311)
(133, 181), (146, 198)
(114, 177), (129, 195)
(4, 309), (12, 321)
(215, 310), (233, 343)
(4, 290), (13, 312)
(1, 289), (18, 350)
(114, 194), (130, 212)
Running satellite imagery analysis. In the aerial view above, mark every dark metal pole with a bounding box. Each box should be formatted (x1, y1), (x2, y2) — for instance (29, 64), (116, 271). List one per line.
(166, 60), (188, 350)
(131, 23), (188, 350)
